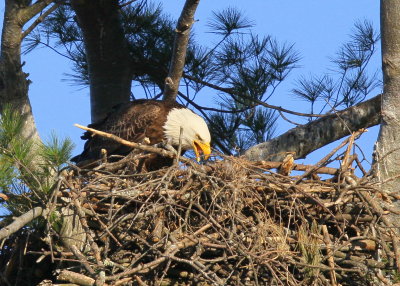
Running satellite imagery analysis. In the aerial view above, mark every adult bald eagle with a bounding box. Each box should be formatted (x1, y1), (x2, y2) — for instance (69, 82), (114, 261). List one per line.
(71, 99), (211, 170)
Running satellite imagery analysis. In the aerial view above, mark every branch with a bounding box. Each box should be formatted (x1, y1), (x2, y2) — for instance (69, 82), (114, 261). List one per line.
(182, 73), (324, 118)
(252, 161), (339, 175)
(19, 0), (55, 25)
(57, 270), (95, 286)
(73, 124), (192, 165)
(244, 94), (381, 161)
(22, 2), (62, 39)
(0, 206), (49, 240)
(162, 0), (200, 102)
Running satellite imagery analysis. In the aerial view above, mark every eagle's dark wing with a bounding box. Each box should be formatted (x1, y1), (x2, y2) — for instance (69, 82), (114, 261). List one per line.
(71, 100), (172, 164)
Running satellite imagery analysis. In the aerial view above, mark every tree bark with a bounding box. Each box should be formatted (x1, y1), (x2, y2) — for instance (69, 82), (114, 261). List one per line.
(373, 1), (400, 266)
(244, 95), (381, 162)
(374, 1), (400, 193)
(162, 0), (200, 102)
(0, 206), (48, 240)
(71, 0), (132, 123)
(0, 0), (53, 156)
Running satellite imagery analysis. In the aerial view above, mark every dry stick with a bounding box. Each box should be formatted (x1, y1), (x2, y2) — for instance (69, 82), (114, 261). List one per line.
(253, 161), (339, 175)
(357, 190), (400, 271)
(134, 276), (147, 286)
(74, 124), (192, 165)
(86, 203), (122, 247)
(322, 225), (337, 286)
(355, 156), (368, 176)
(106, 224), (215, 281)
(294, 129), (365, 184)
(58, 269), (95, 286)
(66, 182), (104, 268)
(290, 261), (363, 274)
(163, 0), (200, 101)
(176, 126), (184, 164)
(65, 242), (96, 275)
(168, 255), (225, 286)
(341, 132), (357, 170)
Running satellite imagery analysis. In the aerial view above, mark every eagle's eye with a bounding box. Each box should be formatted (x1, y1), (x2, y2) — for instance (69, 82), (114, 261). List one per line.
(196, 134), (202, 141)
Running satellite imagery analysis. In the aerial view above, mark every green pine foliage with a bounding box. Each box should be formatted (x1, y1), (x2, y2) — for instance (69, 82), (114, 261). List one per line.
(0, 106), (74, 216)
(292, 20), (380, 115)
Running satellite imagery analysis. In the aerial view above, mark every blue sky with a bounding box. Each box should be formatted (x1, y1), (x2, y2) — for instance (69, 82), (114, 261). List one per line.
(0, 1), (381, 169)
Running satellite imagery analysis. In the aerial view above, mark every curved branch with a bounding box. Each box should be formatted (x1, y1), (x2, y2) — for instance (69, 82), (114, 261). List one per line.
(244, 95), (381, 161)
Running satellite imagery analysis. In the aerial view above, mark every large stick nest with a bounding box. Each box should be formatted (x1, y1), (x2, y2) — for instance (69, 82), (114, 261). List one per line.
(1, 148), (399, 285)
(19, 151), (400, 286)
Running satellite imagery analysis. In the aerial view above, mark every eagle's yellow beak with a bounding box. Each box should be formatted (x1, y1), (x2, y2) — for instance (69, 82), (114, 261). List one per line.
(193, 140), (211, 162)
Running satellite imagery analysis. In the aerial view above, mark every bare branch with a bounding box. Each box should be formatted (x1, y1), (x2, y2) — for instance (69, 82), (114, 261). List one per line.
(0, 206), (48, 240)
(73, 124), (193, 165)
(22, 2), (62, 39)
(57, 270), (95, 286)
(245, 95), (381, 161)
(19, 0), (55, 25)
(162, 0), (200, 102)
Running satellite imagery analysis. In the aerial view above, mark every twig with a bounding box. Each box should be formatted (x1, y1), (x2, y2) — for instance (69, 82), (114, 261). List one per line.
(295, 129), (365, 184)
(74, 124), (192, 165)
(176, 126), (184, 164)
(322, 225), (337, 286)
(64, 242), (96, 275)
(183, 73), (325, 118)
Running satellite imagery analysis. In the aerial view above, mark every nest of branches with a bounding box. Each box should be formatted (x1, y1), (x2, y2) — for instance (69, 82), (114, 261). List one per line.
(2, 148), (394, 286)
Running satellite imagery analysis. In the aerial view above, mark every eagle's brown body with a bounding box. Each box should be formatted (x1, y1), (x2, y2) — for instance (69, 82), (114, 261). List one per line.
(71, 99), (186, 170)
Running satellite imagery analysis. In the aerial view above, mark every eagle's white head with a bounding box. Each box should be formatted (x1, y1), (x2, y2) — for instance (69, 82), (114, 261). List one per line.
(163, 108), (211, 161)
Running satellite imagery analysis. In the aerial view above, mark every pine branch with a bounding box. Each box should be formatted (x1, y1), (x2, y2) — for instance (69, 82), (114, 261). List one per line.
(0, 206), (49, 240)
(19, 0), (55, 25)
(183, 73), (324, 118)
(22, 2), (62, 39)
(162, 0), (200, 102)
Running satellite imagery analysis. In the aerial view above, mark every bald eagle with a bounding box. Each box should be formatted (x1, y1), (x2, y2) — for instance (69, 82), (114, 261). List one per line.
(71, 99), (211, 170)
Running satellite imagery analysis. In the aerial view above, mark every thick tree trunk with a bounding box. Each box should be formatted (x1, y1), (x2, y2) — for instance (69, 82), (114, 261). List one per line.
(371, 2), (400, 272)
(244, 95), (381, 162)
(71, 0), (132, 123)
(374, 1), (400, 193)
(0, 0), (47, 153)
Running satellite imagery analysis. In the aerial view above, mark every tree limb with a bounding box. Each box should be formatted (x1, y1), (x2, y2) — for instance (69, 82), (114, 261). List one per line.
(162, 0), (200, 102)
(74, 124), (192, 165)
(0, 206), (49, 240)
(244, 95), (381, 161)
(22, 2), (62, 39)
(19, 0), (55, 24)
